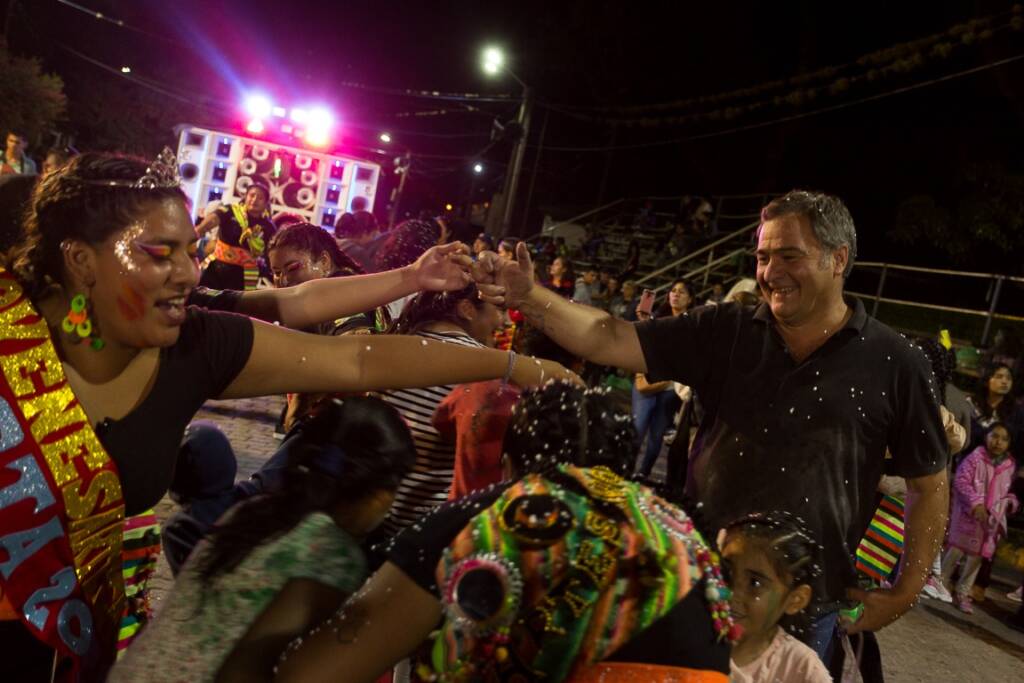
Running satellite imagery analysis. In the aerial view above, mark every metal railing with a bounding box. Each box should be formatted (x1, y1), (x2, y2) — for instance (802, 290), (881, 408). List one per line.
(529, 194), (765, 303)
(847, 261), (1024, 345)
(526, 191), (773, 245)
(635, 220), (758, 292)
(524, 198), (626, 244)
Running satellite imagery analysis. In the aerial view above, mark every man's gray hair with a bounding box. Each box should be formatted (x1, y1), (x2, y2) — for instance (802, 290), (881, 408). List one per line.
(760, 190), (857, 278)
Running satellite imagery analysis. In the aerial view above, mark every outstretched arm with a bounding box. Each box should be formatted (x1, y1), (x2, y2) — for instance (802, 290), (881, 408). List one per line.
(475, 243), (647, 372)
(221, 319), (576, 399)
(229, 243), (474, 328)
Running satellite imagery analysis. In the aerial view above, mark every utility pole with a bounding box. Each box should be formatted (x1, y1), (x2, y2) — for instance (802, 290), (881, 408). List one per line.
(499, 85), (532, 237)
(522, 106), (550, 235)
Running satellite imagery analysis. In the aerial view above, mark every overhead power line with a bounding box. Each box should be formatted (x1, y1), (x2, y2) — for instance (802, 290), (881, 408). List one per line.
(53, 1), (518, 105)
(59, 42), (497, 162)
(544, 7), (1021, 115)
(54, 0), (187, 46)
(534, 51), (1024, 152)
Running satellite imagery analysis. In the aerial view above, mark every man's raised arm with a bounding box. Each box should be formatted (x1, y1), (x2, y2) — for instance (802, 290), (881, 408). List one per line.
(475, 243), (647, 372)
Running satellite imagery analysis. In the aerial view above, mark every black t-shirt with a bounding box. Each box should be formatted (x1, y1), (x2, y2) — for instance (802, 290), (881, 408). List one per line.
(635, 298), (947, 609)
(215, 205), (276, 249)
(100, 307), (254, 515)
(385, 484), (730, 673)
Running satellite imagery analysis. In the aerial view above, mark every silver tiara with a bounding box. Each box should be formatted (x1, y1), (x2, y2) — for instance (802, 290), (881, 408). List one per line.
(79, 147), (182, 190)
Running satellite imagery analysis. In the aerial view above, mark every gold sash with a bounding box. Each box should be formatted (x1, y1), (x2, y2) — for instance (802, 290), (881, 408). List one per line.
(0, 269), (126, 680)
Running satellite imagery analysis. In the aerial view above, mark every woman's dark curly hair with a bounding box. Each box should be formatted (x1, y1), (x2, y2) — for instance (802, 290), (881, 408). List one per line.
(916, 337), (956, 405)
(267, 221), (364, 276)
(6, 153), (188, 298)
(196, 397), (415, 584)
(502, 381), (636, 478)
(388, 282), (484, 335)
(374, 218), (441, 272)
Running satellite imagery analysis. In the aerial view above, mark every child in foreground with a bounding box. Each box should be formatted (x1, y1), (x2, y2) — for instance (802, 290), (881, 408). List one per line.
(108, 397), (415, 682)
(721, 512), (831, 683)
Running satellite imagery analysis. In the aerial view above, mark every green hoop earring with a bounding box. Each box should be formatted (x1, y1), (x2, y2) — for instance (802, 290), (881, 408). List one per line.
(61, 294), (105, 351)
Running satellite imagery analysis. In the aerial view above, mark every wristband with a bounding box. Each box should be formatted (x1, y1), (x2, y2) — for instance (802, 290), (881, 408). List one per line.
(502, 351), (518, 385)
(840, 603), (864, 624)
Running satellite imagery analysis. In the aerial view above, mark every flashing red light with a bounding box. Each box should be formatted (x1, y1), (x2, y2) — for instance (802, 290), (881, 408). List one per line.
(246, 118), (265, 134)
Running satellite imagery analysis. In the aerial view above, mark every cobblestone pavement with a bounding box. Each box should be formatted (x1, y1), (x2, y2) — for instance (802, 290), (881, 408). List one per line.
(149, 396), (1024, 681)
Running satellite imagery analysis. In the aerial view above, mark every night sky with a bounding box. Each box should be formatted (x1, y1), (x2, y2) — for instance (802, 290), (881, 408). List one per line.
(6, 0), (1024, 271)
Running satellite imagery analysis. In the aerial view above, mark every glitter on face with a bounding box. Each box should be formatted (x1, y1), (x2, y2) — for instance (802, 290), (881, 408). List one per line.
(113, 222), (146, 272)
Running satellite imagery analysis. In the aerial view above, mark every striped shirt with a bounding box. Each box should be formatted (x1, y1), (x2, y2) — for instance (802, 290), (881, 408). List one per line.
(378, 330), (484, 536)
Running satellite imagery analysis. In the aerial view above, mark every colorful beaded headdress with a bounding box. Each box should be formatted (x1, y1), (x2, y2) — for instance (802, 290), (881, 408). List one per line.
(413, 464), (737, 683)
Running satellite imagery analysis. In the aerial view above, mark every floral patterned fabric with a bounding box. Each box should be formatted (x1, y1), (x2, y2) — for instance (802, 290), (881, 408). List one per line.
(107, 512), (366, 682)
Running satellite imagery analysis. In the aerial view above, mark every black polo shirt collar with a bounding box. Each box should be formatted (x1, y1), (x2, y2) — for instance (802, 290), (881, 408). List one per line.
(752, 294), (868, 334)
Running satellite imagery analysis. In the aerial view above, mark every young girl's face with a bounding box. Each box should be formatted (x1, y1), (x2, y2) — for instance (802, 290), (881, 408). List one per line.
(721, 533), (808, 643)
(986, 426), (1011, 457)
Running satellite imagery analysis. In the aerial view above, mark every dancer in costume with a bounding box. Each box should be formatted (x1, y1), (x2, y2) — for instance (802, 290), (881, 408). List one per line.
(277, 381), (735, 683)
(108, 398), (414, 682)
(196, 182), (276, 290)
(0, 151), (575, 681)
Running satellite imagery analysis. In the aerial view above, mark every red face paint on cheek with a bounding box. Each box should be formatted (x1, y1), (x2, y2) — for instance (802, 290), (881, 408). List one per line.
(116, 284), (147, 321)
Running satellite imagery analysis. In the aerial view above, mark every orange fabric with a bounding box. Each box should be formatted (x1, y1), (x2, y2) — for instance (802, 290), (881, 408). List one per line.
(0, 590), (17, 621)
(571, 662), (728, 683)
(213, 239), (258, 268)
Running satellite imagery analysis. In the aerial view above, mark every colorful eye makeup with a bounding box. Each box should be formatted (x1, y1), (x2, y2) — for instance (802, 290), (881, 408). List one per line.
(135, 242), (173, 259)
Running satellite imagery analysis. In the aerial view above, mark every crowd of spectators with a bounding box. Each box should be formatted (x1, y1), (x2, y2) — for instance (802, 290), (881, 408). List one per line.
(3, 129), (1024, 682)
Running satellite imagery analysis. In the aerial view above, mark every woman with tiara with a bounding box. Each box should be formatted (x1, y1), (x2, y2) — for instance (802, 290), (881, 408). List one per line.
(0, 150), (574, 681)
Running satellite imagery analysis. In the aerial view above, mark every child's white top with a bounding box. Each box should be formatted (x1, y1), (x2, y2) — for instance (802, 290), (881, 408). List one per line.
(731, 627), (831, 683)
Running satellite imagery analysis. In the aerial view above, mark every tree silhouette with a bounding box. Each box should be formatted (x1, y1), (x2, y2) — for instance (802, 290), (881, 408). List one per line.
(0, 41), (66, 146)
(889, 162), (1024, 273)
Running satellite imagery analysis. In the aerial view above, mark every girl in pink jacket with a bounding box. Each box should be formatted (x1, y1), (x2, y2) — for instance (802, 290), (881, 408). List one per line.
(940, 422), (1019, 613)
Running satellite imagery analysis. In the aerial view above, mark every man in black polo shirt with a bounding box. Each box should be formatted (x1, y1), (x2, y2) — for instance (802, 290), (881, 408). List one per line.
(474, 190), (948, 660)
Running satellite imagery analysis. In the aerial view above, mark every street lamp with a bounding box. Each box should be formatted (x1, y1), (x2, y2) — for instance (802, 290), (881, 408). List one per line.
(482, 47), (504, 75)
(379, 132), (392, 144)
(473, 162), (484, 174)
(480, 45), (531, 237)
